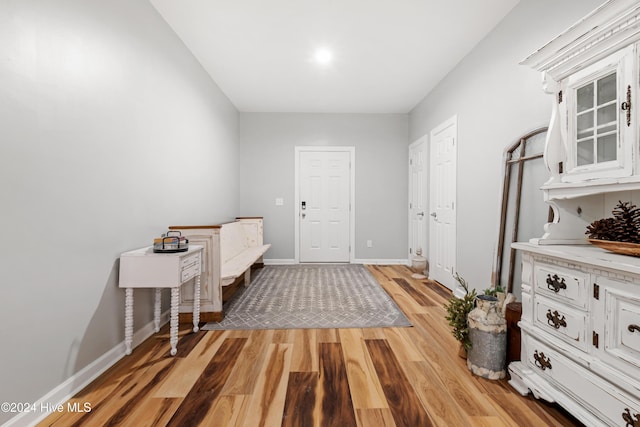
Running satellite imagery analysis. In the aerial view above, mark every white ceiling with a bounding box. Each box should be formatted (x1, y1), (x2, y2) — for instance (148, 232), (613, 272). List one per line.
(150, 0), (519, 114)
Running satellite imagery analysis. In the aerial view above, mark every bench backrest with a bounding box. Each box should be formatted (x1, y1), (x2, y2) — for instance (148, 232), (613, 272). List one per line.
(220, 221), (262, 263)
(220, 221), (251, 263)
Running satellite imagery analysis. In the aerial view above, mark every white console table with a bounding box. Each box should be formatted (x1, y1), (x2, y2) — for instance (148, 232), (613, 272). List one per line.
(119, 245), (203, 356)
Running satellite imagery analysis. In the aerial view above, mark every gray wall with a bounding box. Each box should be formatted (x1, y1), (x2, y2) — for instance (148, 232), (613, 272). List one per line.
(0, 1), (238, 422)
(239, 113), (409, 261)
(409, 0), (604, 292)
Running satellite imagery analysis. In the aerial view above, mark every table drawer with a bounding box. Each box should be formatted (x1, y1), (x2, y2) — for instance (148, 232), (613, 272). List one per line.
(181, 252), (201, 269)
(534, 262), (588, 309)
(534, 295), (588, 351)
(180, 252), (201, 283)
(523, 334), (640, 427)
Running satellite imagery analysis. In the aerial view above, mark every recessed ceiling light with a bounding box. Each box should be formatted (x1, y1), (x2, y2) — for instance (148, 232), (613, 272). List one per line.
(314, 48), (333, 65)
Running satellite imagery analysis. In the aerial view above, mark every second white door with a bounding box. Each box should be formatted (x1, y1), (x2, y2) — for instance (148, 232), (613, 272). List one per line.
(299, 150), (351, 263)
(409, 137), (428, 261)
(429, 116), (457, 290)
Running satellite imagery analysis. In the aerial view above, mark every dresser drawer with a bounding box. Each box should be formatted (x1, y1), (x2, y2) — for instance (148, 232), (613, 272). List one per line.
(534, 262), (588, 309)
(534, 295), (588, 351)
(523, 333), (640, 427)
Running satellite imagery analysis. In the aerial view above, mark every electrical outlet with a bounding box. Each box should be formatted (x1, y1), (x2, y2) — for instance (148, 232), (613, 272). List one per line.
(275, 198), (284, 206)
(367, 240), (373, 248)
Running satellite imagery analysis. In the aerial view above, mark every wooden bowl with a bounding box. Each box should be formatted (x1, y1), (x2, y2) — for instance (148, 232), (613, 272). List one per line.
(588, 239), (640, 257)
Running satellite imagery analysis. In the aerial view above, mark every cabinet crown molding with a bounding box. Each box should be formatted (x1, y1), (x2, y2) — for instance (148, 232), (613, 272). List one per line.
(521, 0), (640, 81)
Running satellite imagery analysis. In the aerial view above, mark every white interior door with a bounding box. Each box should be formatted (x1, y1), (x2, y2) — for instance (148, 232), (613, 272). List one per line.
(429, 116), (457, 290)
(409, 137), (428, 261)
(298, 150), (351, 263)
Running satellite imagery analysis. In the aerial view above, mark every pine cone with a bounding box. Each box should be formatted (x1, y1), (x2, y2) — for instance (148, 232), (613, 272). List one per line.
(587, 201), (640, 243)
(612, 201), (640, 243)
(586, 218), (616, 240)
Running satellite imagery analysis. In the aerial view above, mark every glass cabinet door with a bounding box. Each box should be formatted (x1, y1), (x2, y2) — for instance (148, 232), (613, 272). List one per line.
(575, 72), (617, 167)
(564, 45), (634, 182)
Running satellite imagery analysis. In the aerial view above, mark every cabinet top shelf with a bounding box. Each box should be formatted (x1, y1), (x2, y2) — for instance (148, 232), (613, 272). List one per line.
(513, 242), (640, 276)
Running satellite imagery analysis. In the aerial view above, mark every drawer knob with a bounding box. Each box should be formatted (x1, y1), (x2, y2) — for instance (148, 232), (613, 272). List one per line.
(621, 407), (640, 427)
(628, 324), (640, 334)
(546, 274), (567, 293)
(546, 309), (567, 329)
(533, 350), (552, 371)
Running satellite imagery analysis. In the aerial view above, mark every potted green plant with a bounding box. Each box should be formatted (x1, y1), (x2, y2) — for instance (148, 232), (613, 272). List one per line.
(444, 273), (477, 356)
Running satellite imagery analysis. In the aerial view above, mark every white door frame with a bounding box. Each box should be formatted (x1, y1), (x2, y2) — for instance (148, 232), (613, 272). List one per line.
(408, 135), (428, 262)
(294, 146), (355, 263)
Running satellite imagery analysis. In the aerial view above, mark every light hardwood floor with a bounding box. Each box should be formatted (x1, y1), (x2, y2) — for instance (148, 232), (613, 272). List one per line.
(39, 265), (583, 427)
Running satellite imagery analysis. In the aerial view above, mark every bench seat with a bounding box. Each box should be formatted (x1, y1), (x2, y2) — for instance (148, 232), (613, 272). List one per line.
(221, 244), (271, 286)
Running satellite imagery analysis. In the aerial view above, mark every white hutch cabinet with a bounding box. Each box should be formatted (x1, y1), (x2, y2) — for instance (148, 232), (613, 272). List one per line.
(508, 1), (640, 426)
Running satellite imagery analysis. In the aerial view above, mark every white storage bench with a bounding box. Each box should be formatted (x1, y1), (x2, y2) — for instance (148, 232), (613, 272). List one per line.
(169, 217), (270, 322)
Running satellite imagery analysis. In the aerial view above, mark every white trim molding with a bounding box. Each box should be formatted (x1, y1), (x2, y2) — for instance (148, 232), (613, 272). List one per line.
(264, 259), (297, 265)
(353, 259), (410, 265)
(265, 259), (409, 266)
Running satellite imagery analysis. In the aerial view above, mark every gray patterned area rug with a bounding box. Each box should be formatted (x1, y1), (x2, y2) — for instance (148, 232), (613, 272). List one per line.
(201, 264), (411, 330)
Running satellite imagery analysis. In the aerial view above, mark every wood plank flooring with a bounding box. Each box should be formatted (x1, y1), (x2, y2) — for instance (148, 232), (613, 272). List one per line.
(39, 265), (584, 427)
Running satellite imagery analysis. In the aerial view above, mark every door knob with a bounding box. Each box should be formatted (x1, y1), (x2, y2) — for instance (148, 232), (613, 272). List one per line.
(417, 212), (424, 217)
(430, 212), (437, 218)
(301, 212), (306, 219)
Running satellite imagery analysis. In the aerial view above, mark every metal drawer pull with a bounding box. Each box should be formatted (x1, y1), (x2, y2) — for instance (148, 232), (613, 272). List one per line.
(546, 274), (567, 293)
(533, 350), (552, 371)
(546, 310), (567, 329)
(628, 324), (640, 334)
(622, 407), (640, 427)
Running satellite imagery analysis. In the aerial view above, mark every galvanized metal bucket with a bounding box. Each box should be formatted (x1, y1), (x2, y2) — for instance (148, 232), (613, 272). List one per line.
(466, 295), (507, 380)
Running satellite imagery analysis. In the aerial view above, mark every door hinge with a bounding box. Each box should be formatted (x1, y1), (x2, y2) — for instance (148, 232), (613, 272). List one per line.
(409, 248), (412, 254)
(558, 90), (563, 103)
(410, 158), (413, 165)
(592, 331), (599, 348)
(593, 283), (600, 300)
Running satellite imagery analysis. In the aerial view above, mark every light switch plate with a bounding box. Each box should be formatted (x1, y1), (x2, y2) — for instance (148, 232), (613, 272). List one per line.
(275, 198), (284, 206)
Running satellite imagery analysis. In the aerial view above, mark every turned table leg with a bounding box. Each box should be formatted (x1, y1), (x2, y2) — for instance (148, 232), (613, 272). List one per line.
(169, 287), (179, 356)
(154, 288), (162, 333)
(193, 275), (201, 333)
(124, 288), (134, 355)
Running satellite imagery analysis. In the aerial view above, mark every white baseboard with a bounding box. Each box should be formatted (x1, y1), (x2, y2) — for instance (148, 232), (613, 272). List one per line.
(353, 259), (409, 265)
(265, 259), (409, 266)
(264, 259), (296, 265)
(2, 311), (170, 427)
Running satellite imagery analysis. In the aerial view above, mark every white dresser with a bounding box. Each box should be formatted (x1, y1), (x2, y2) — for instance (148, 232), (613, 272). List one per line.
(508, 1), (640, 425)
(509, 243), (640, 426)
